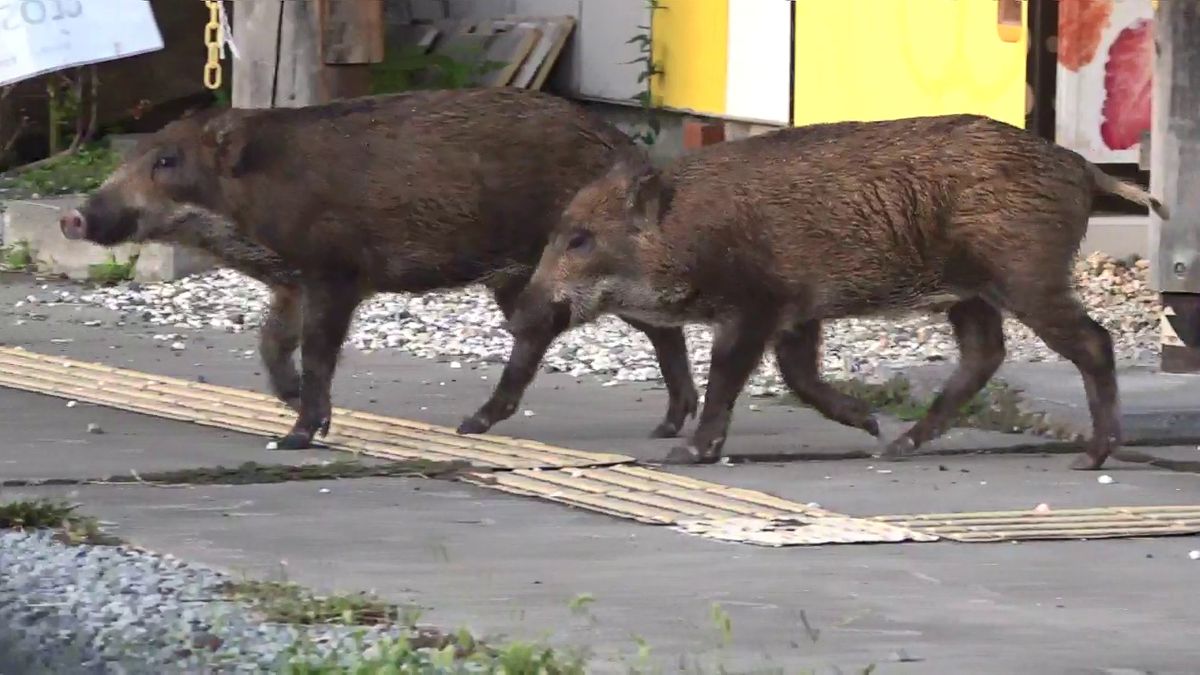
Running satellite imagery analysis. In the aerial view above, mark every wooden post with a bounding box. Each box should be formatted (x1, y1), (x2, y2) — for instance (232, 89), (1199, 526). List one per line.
(231, 0), (382, 110)
(321, 0), (385, 101)
(1149, 2), (1200, 372)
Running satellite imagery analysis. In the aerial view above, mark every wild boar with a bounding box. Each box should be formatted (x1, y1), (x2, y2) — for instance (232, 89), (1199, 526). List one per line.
(515, 114), (1168, 470)
(58, 88), (699, 449)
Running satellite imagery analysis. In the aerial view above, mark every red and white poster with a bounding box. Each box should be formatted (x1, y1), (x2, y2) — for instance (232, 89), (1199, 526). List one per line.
(1055, 0), (1156, 164)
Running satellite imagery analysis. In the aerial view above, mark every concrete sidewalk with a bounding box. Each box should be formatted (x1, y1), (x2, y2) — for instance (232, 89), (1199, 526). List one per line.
(4, 387), (1200, 673)
(3, 275), (1200, 673)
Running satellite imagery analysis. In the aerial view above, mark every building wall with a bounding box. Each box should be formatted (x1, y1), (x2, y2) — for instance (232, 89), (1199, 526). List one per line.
(793, 0), (1028, 127)
(408, 0), (648, 104)
(406, 0), (1029, 128)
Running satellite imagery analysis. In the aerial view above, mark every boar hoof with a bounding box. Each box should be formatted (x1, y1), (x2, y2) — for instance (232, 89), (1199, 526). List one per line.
(276, 432), (314, 450)
(1069, 453), (1106, 471)
(878, 435), (916, 461)
(863, 415), (881, 438)
(649, 421), (682, 439)
(456, 415), (491, 435)
(661, 445), (719, 465)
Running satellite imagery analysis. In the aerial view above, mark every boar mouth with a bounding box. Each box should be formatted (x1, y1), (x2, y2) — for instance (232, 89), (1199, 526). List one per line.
(84, 210), (141, 243)
(77, 206), (141, 246)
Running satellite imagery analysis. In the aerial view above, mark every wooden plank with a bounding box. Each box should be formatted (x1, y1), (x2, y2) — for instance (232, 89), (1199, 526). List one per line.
(479, 22), (541, 87)
(274, 0), (325, 107)
(529, 16), (575, 90)
(232, 0), (287, 108)
(322, 0), (385, 64)
(505, 16), (576, 90)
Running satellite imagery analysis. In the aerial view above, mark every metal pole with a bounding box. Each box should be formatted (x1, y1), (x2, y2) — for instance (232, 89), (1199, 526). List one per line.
(1150, 1), (1200, 372)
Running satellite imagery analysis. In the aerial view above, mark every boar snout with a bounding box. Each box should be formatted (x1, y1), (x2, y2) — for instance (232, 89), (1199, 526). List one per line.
(65, 191), (140, 246)
(59, 209), (87, 241)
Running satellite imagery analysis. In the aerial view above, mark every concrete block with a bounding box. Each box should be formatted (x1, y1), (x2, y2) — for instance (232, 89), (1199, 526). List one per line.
(682, 119), (725, 150)
(1, 196), (215, 283)
(724, 120), (784, 142)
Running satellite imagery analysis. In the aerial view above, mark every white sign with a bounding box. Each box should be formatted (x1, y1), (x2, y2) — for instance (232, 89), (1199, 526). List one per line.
(0, 0), (164, 87)
(1055, 0), (1156, 164)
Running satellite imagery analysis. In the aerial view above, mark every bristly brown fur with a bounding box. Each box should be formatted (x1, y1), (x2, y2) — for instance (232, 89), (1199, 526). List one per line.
(523, 113), (1160, 470)
(71, 88), (699, 447)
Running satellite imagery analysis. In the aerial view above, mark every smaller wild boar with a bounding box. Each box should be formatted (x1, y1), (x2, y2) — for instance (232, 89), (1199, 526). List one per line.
(58, 89), (699, 449)
(516, 114), (1168, 471)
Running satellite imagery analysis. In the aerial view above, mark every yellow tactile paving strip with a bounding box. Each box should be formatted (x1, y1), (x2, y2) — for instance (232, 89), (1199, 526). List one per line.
(0, 346), (631, 470)
(2, 346), (1198, 547)
(462, 466), (936, 544)
(872, 505), (1200, 542)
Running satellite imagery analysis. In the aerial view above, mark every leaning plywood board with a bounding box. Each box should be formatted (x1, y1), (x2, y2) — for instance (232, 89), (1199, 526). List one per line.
(478, 22), (541, 87)
(505, 16), (576, 89)
(529, 16), (577, 90)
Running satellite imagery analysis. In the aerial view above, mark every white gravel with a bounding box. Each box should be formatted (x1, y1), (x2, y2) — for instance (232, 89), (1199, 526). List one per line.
(0, 530), (407, 673)
(17, 253), (1162, 396)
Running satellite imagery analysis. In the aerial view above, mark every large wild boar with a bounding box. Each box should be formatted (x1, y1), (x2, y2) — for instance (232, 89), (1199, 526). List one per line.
(58, 88), (698, 449)
(515, 114), (1168, 471)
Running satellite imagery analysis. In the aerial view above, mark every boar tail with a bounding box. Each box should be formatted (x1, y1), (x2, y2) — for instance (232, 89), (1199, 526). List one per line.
(1088, 163), (1170, 220)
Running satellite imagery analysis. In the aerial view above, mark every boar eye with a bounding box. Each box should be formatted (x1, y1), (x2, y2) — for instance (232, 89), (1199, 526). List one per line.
(155, 153), (179, 170)
(566, 229), (593, 253)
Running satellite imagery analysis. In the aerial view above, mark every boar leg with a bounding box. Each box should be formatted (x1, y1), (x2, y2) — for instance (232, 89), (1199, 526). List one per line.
(881, 297), (1006, 460)
(618, 317), (700, 438)
(774, 320), (881, 438)
(663, 314), (776, 465)
(277, 282), (362, 450)
(260, 285), (303, 411)
(460, 284), (698, 438)
(457, 280), (570, 435)
(1006, 287), (1121, 470)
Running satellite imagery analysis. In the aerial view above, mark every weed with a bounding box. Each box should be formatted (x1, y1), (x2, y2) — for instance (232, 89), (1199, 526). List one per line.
(785, 375), (1062, 437)
(709, 603), (733, 649)
(221, 580), (404, 626)
(371, 45), (504, 94)
(109, 459), (467, 486)
(280, 629), (586, 675)
(1, 240), (33, 271)
(567, 593), (595, 616)
(87, 252), (138, 285)
(6, 143), (119, 196)
(0, 497), (120, 545)
(626, 0), (667, 146)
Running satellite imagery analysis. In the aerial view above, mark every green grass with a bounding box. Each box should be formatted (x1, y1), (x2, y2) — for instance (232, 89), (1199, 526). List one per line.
(222, 580), (408, 627)
(87, 252), (137, 285)
(370, 45), (505, 95)
(227, 580), (589, 674)
(0, 497), (120, 545)
(281, 632), (587, 675)
(3, 144), (119, 197)
(786, 375), (1064, 437)
(1, 239), (33, 271)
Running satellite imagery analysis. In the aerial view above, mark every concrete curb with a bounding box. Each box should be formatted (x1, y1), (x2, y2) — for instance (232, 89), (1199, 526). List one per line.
(1, 196), (215, 283)
(898, 361), (1200, 446)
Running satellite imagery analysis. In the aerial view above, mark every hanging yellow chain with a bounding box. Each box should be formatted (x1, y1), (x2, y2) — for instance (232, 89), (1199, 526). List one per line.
(203, 0), (224, 90)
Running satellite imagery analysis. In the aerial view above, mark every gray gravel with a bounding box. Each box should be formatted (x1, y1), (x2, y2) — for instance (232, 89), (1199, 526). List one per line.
(0, 530), (405, 673)
(10, 253), (1163, 396)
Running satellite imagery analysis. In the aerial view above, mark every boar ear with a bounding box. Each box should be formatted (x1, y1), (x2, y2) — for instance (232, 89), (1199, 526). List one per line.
(200, 115), (255, 177)
(625, 166), (673, 232)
